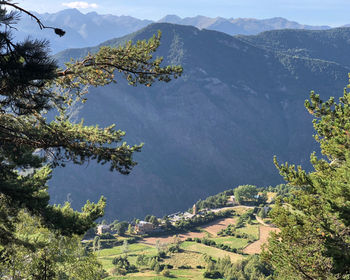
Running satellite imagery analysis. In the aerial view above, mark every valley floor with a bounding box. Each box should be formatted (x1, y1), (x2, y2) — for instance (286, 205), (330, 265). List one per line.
(98, 206), (278, 279)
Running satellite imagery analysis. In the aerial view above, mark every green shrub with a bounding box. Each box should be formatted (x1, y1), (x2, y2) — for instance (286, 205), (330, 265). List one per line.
(162, 269), (172, 277)
(136, 254), (148, 266)
(168, 244), (181, 253)
(178, 265), (192, 269)
(99, 232), (115, 239)
(165, 264), (173, 269)
(203, 270), (222, 279)
(158, 251), (167, 258)
(154, 263), (162, 273)
(149, 257), (160, 270)
(111, 267), (127, 276)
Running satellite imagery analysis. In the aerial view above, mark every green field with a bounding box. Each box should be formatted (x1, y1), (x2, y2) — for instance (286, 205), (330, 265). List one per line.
(98, 243), (157, 272)
(181, 242), (244, 262)
(104, 268), (217, 280)
(209, 236), (249, 249)
(97, 238), (244, 279)
(97, 210), (262, 279)
(99, 241), (229, 280)
(237, 223), (259, 240)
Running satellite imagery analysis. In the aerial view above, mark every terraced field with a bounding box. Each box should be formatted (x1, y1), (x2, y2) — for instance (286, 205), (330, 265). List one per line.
(141, 216), (238, 245)
(181, 242), (244, 262)
(243, 225), (279, 254)
(98, 207), (277, 279)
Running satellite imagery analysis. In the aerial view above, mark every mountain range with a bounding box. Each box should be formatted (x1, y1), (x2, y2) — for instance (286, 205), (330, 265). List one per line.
(17, 9), (333, 53)
(49, 23), (350, 221)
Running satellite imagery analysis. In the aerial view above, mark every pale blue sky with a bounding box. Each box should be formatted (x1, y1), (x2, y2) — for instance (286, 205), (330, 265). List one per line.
(15, 0), (350, 26)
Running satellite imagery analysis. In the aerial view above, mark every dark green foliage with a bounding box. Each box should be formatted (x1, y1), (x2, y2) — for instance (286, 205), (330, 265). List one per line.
(99, 232), (115, 239)
(201, 238), (216, 247)
(0, 213), (106, 279)
(239, 28), (350, 67)
(166, 264), (174, 269)
(257, 192), (268, 205)
(157, 251), (167, 258)
(136, 254), (148, 266)
(154, 262), (162, 273)
(113, 221), (129, 236)
(235, 218), (245, 229)
(168, 243), (181, 253)
(274, 184), (293, 198)
(218, 208), (255, 230)
(206, 255), (274, 280)
(257, 208), (267, 219)
(149, 257), (159, 270)
(195, 192), (230, 211)
(145, 215), (152, 222)
(234, 185), (258, 205)
(203, 270), (222, 279)
(149, 215), (159, 226)
(178, 265), (192, 269)
(112, 256), (137, 274)
(218, 224), (236, 236)
(112, 255), (129, 266)
(263, 79), (350, 279)
(0, 1), (182, 257)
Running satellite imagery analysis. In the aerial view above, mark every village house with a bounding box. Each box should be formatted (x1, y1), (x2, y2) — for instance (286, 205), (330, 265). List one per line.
(97, 224), (111, 235)
(227, 195), (237, 205)
(135, 221), (154, 234)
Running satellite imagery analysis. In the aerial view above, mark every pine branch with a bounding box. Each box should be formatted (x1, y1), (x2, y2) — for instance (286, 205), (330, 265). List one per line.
(0, 1), (65, 36)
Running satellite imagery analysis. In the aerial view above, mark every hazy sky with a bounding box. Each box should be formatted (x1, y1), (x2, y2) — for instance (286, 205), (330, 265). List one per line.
(15, 0), (350, 26)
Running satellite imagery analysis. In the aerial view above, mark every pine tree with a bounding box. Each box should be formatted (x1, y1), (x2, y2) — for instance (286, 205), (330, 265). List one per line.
(0, 1), (182, 249)
(0, 212), (106, 279)
(262, 77), (350, 279)
(122, 240), (129, 255)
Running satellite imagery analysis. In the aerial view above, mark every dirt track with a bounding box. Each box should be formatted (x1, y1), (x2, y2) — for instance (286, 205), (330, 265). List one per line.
(243, 225), (279, 254)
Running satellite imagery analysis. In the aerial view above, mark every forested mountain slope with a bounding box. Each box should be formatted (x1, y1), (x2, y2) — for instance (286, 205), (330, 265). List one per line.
(238, 27), (350, 66)
(51, 23), (350, 220)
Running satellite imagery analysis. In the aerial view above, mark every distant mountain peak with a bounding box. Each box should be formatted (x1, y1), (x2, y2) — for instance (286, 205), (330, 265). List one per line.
(57, 8), (83, 16)
(158, 14), (182, 23)
(17, 9), (335, 54)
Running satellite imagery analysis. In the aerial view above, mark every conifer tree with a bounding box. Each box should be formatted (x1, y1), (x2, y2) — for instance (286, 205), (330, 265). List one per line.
(262, 78), (350, 279)
(0, 0), (182, 249)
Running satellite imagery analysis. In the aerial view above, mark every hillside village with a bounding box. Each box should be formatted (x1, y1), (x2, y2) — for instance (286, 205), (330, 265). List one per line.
(87, 185), (281, 279)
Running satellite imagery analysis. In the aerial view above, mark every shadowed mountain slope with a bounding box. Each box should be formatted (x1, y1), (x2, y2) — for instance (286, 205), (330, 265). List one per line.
(50, 23), (350, 220)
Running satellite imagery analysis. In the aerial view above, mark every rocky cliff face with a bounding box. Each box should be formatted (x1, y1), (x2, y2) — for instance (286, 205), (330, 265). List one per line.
(50, 23), (350, 220)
